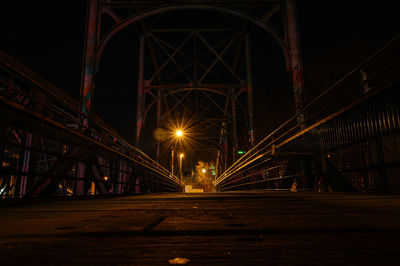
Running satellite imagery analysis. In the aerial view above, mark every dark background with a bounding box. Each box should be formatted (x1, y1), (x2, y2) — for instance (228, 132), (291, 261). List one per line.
(1, 1), (398, 158)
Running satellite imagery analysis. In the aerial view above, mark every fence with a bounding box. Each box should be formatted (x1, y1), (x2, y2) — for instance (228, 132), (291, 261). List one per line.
(216, 34), (400, 193)
(0, 50), (181, 199)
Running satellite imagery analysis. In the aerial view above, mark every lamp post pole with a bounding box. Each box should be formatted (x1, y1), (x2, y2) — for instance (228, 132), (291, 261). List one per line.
(171, 147), (174, 176)
(179, 153), (184, 184)
(171, 130), (183, 186)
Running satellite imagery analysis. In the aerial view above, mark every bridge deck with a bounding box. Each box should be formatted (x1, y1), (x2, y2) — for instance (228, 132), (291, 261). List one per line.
(1, 192), (400, 265)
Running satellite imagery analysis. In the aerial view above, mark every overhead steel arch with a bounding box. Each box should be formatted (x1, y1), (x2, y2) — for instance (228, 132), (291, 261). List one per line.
(94, 4), (289, 70)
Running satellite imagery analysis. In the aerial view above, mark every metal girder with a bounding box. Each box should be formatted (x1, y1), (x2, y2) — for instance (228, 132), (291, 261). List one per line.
(148, 33), (195, 83)
(196, 32), (241, 83)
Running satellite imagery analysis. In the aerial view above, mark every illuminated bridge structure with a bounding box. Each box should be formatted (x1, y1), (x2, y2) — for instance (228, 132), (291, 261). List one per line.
(1, 0), (400, 199)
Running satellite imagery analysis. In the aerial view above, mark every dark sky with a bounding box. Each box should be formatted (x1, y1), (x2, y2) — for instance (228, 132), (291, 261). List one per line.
(1, 1), (398, 147)
(1, 1), (86, 99)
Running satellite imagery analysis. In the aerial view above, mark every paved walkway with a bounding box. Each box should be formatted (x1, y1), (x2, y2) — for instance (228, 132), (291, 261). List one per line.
(1, 192), (400, 265)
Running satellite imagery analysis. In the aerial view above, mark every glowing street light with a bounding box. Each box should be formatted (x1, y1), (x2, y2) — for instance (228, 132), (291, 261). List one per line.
(172, 130), (184, 176)
(202, 168), (206, 173)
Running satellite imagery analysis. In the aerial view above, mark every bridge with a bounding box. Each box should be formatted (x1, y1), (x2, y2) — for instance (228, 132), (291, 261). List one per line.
(1, 0), (400, 264)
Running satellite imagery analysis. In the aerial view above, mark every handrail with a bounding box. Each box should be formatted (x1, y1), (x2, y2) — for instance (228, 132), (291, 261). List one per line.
(0, 50), (182, 189)
(216, 34), (400, 189)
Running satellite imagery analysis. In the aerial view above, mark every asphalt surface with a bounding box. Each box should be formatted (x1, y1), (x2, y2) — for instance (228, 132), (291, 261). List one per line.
(1, 192), (400, 265)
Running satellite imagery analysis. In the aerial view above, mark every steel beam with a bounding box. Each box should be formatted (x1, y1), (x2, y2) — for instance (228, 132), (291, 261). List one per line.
(80, 0), (100, 117)
(245, 35), (255, 146)
(136, 35), (145, 147)
(231, 97), (238, 161)
(285, 0), (305, 125)
(197, 33), (239, 83)
(149, 33), (194, 84)
(156, 89), (161, 161)
(223, 126), (228, 169)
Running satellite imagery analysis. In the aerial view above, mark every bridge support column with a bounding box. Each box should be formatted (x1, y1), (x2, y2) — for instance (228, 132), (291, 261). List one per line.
(245, 35), (255, 147)
(136, 34), (145, 147)
(285, 0), (309, 187)
(156, 89), (161, 161)
(223, 127), (228, 170)
(80, 0), (100, 118)
(285, 0), (305, 125)
(231, 97), (238, 162)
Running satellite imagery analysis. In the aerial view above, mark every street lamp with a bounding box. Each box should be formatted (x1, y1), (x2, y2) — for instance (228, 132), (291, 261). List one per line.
(171, 129), (184, 176)
(202, 168), (206, 173)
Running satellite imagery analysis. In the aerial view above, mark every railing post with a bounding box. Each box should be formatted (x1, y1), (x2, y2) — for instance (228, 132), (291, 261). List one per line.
(22, 132), (32, 197)
(75, 162), (85, 196)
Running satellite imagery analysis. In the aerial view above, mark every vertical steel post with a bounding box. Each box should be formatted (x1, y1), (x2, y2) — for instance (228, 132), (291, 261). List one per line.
(215, 151), (220, 181)
(171, 147), (174, 176)
(179, 154), (183, 184)
(245, 35), (255, 146)
(19, 132), (32, 198)
(231, 96), (238, 161)
(80, 0), (100, 117)
(223, 128), (228, 170)
(76, 162), (85, 196)
(117, 160), (122, 194)
(286, 0), (305, 125)
(0, 116), (7, 173)
(121, 162), (127, 193)
(286, 0), (308, 187)
(156, 89), (161, 161)
(136, 35), (145, 146)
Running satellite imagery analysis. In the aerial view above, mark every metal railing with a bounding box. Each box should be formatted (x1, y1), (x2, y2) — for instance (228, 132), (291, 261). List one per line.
(216, 34), (400, 193)
(0, 50), (182, 198)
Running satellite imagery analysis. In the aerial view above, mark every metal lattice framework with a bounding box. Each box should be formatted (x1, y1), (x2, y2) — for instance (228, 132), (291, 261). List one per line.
(0, 50), (182, 199)
(80, 0), (305, 175)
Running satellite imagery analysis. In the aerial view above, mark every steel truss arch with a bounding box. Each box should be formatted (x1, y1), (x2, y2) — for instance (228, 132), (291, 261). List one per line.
(94, 4), (289, 70)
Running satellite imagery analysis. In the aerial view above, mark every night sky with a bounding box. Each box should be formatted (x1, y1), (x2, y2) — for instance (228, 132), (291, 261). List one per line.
(1, 1), (398, 155)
